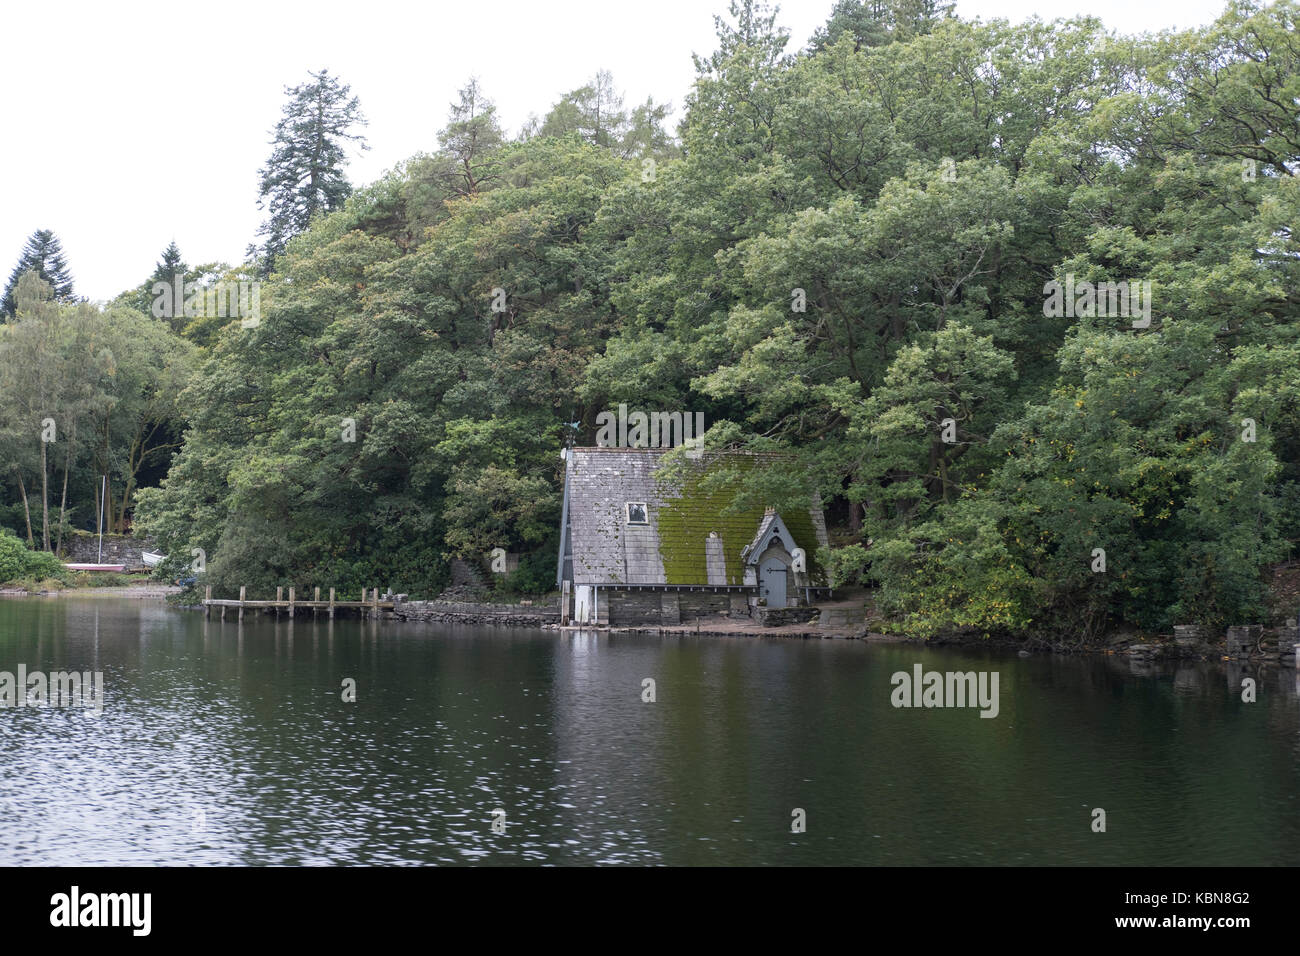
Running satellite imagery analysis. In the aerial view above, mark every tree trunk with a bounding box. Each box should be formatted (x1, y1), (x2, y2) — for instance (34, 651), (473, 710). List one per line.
(104, 476), (114, 536)
(118, 476), (135, 534)
(16, 472), (34, 545)
(926, 439), (941, 502)
(55, 438), (73, 556)
(40, 438), (50, 551)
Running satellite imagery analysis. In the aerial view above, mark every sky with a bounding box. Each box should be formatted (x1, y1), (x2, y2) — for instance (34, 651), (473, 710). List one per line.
(0, 0), (1235, 302)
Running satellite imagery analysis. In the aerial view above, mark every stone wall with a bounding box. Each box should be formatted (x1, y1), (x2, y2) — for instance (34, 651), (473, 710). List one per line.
(62, 532), (155, 565)
(754, 605), (822, 627)
(602, 589), (750, 626)
(1127, 623), (1299, 662)
(679, 592), (737, 620)
(391, 599), (558, 628)
(448, 559), (488, 588)
(604, 590), (663, 626)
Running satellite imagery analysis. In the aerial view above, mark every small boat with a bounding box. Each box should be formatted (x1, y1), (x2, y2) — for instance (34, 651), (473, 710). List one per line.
(142, 551), (165, 568)
(64, 563), (126, 572)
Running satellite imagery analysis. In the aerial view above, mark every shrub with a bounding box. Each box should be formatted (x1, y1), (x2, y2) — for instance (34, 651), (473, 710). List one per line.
(494, 546), (559, 598)
(0, 530), (69, 586)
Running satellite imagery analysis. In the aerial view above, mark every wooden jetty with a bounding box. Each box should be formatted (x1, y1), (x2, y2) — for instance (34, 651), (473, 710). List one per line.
(202, 586), (394, 621)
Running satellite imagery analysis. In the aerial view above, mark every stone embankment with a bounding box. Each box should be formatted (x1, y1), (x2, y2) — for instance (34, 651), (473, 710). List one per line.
(389, 597), (559, 628)
(1120, 623), (1298, 663)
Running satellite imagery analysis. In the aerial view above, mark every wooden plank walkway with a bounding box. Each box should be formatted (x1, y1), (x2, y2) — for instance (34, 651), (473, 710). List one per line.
(202, 586), (395, 620)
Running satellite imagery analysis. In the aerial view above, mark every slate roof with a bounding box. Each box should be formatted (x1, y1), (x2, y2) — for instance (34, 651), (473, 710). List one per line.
(558, 447), (829, 587)
(741, 511), (798, 564)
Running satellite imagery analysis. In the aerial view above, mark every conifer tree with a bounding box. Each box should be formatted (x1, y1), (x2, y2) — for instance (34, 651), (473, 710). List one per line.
(437, 78), (505, 197)
(117, 240), (194, 324)
(2, 229), (75, 318)
(248, 69), (369, 275)
(150, 241), (187, 286)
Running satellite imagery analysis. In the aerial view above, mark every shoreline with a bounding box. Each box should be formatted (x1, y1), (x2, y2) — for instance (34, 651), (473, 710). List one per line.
(546, 621), (1298, 663)
(2, 587), (1295, 666)
(0, 584), (182, 599)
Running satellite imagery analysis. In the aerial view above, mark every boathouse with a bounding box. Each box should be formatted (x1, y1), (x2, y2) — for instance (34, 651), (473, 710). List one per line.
(555, 447), (831, 626)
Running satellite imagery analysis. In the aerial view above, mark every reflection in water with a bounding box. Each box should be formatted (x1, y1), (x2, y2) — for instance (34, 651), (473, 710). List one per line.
(0, 595), (1297, 865)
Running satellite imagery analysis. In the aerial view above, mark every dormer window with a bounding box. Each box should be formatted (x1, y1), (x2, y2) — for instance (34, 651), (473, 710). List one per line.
(626, 502), (649, 525)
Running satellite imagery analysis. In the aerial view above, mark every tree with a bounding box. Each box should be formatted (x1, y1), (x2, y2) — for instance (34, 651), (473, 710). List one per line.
(809, 0), (892, 51)
(808, 0), (956, 52)
(136, 135), (625, 597)
(1137, 0), (1300, 177)
(536, 70), (675, 159)
(684, 1), (791, 164)
(540, 70), (627, 150)
(2, 229), (75, 318)
(0, 273), (74, 550)
(93, 308), (196, 534)
(144, 241), (190, 333)
(248, 69), (369, 275)
(114, 241), (193, 322)
(852, 323), (1015, 517)
(620, 97), (675, 158)
(0, 274), (54, 542)
(151, 241), (186, 286)
(0, 271), (195, 552)
(436, 77), (505, 197)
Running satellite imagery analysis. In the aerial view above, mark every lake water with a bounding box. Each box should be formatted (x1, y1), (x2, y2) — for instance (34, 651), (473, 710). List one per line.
(1, 594), (1297, 866)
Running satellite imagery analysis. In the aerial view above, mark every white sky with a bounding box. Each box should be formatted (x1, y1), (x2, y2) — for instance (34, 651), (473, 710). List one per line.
(0, 0), (1232, 302)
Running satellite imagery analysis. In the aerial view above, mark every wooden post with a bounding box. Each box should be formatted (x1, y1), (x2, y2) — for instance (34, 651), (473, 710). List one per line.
(314, 586), (320, 620)
(238, 585), (246, 622)
(220, 604), (226, 621)
(276, 586), (283, 617)
(205, 585), (212, 618)
(560, 580), (571, 626)
(373, 587), (379, 619)
(329, 587), (336, 620)
(289, 586), (295, 619)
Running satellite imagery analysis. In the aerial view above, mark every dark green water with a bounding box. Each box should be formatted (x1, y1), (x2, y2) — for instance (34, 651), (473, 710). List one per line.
(0, 594), (1297, 865)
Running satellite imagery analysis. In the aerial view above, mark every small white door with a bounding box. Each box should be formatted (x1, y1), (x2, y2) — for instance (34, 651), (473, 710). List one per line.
(574, 585), (593, 624)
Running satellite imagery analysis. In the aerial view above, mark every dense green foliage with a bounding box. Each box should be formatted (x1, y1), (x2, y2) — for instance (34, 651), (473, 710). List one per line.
(0, 272), (195, 550)
(0, 527), (67, 585)
(9, 0), (1295, 640)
